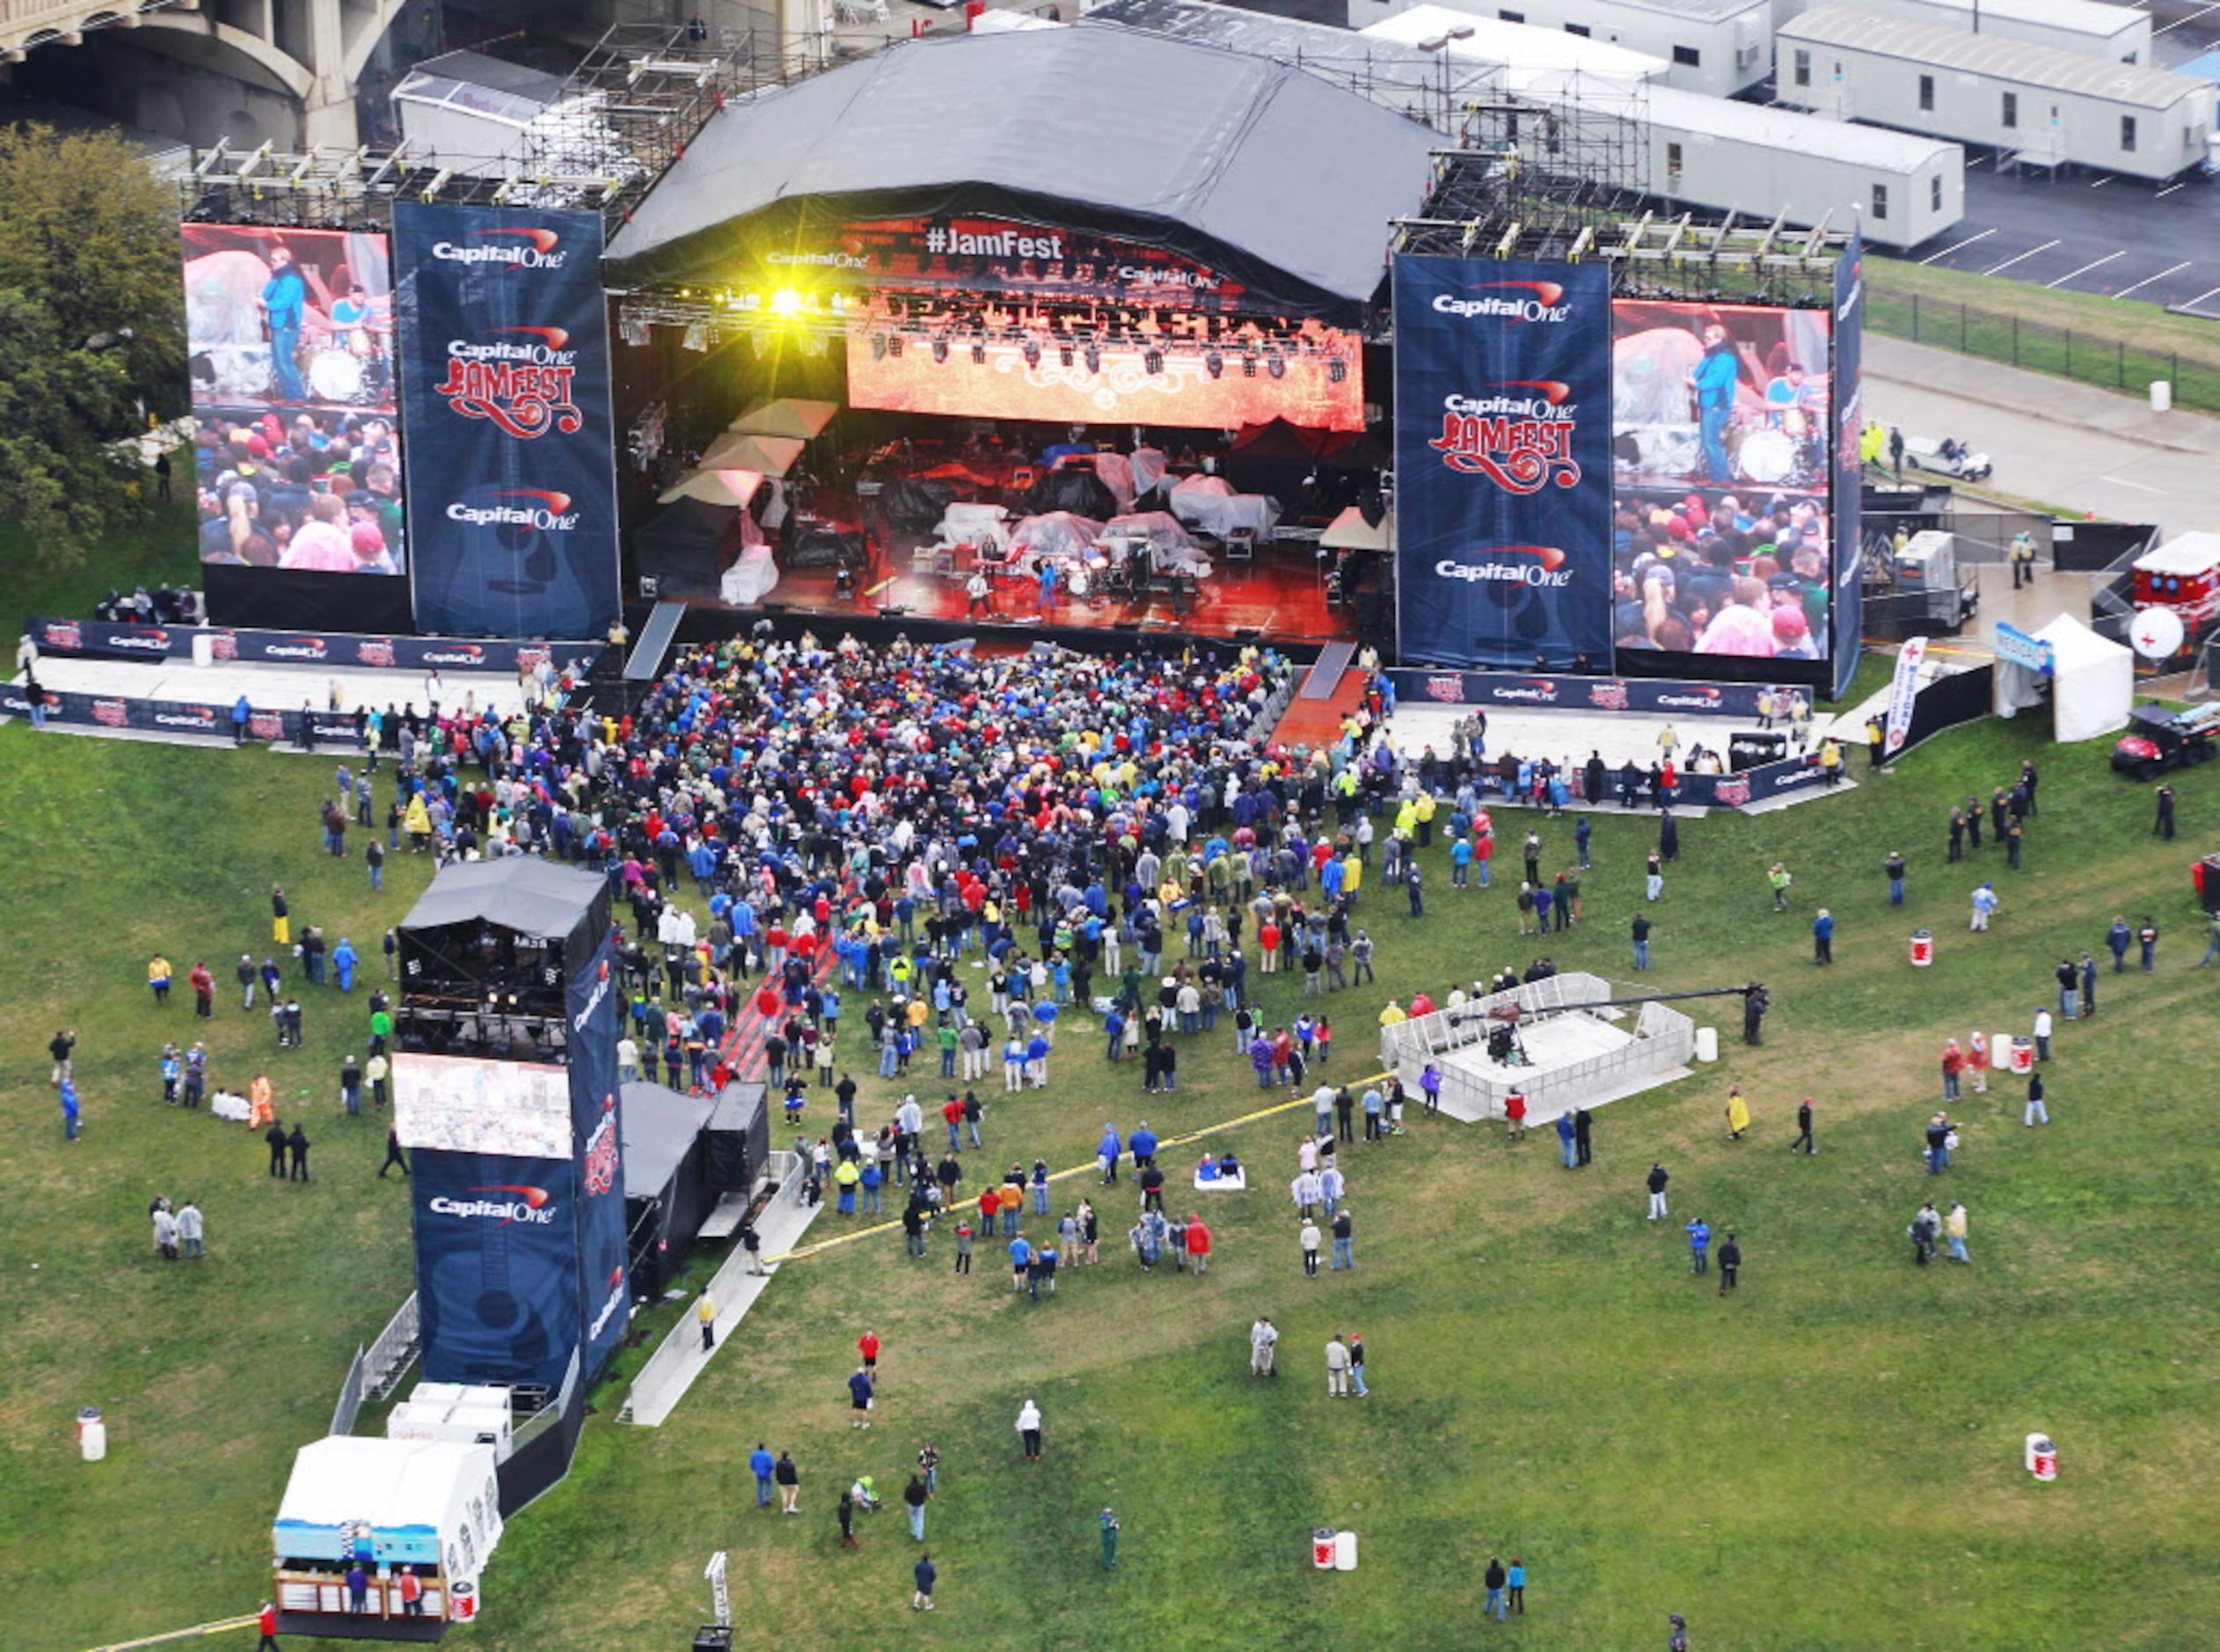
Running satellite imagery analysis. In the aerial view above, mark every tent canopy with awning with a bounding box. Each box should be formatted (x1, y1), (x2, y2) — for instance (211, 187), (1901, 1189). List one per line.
(727, 398), (840, 439)
(698, 431), (807, 476)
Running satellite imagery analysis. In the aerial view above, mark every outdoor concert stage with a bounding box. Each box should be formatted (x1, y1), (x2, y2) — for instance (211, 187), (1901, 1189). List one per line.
(1380, 972), (1700, 1127)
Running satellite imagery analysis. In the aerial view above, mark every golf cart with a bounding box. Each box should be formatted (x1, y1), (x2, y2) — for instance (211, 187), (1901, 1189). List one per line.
(1902, 435), (1993, 484)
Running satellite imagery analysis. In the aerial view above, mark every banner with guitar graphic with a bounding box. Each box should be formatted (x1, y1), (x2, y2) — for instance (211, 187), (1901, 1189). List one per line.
(1391, 256), (1613, 669)
(394, 204), (621, 640)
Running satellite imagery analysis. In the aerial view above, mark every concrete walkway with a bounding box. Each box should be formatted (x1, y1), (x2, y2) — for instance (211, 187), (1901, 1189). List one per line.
(617, 1172), (824, 1428)
(1864, 335), (2220, 535)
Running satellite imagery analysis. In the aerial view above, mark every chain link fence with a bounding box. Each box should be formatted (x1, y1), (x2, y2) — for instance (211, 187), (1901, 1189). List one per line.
(1867, 290), (2220, 415)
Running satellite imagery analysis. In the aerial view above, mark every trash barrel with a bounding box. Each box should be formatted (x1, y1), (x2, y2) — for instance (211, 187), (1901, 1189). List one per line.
(1312, 1528), (1338, 1569)
(2025, 1433), (2057, 1482)
(77, 1407), (106, 1462)
(1910, 929), (1934, 967)
(2008, 1036), (2034, 1076)
(449, 1580), (478, 1622)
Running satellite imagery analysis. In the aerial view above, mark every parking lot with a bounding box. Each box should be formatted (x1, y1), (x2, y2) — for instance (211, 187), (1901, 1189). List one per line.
(1910, 160), (2220, 315)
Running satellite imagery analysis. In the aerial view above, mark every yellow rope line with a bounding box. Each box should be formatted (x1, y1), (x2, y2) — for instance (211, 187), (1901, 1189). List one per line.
(84, 1614), (259, 1651)
(767, 1071), (1390, 1265)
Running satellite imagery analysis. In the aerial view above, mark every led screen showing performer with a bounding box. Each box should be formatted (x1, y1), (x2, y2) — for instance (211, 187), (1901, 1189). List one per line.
(1610, 301), (1833, 663)
(182, 224), (405, 574)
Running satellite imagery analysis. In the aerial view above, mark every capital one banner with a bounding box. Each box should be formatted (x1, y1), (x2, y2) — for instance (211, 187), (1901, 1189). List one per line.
(394, 204), (620, 640)
(567, 931), (628, 1379)
(413, 1148), (583, 1390)
(1392, 257), (1612, 669)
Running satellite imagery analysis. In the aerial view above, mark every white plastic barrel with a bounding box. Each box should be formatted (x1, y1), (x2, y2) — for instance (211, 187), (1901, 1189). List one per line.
(2151, 381), (2173, 413)
(1333, 1530), (1358, 1571)
(191, 632), (215, 668)
(1693, 1026), (1719, 1063)
(77, 1407), (106, 1461)
(1312, 1529), (1337, 1569)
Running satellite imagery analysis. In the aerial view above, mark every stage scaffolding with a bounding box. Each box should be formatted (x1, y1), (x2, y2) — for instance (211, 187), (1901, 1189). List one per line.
(175, 19), (811, 233)
(1387, 68), (1848, 310)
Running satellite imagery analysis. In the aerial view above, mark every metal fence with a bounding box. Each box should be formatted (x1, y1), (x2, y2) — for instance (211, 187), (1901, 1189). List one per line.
(1378, 971), (1697, 1123)
(327, 1292), (420, 1437)
(1868, 290), (2220, 414)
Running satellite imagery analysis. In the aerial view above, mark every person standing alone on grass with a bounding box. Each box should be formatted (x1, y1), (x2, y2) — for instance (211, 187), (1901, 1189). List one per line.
(1100, 1508), (1121, 1570)
(1686, 1216), (1711, 1276)
(912, 1553), (936, 1611)
(1789, 1096), (1815, 1154)
(2156, 783), (2177, 840)
(1647, 1161), (1669, 1220)
(903, 1473), (930, 1541)
(1016, 1399), (1043, 1460)
(2025, 1070), (2049, 1127)
(1717, 1231), (1740, 1294)
(1885, 852), (1906, 905)
(1946, 1202), (1971, 1263)
(1812, 907), (1833, 966)
(1725, 1086), (1750, 1141)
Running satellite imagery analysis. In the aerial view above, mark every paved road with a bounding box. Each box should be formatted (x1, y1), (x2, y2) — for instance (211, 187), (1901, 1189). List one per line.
(1865, 335), (2220, 533)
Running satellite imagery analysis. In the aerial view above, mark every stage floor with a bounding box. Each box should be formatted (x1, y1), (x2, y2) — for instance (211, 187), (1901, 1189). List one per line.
(700, 538), (1362, 647)
(1387, 702), (1843, 793)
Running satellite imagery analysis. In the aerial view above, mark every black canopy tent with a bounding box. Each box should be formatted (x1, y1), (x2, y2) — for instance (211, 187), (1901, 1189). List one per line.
(622, 1081), (718, 1298)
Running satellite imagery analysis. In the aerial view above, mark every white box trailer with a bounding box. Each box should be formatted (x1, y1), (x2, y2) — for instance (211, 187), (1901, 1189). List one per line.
(1510, 67), (1965, 247)
(1776, 0), (2151, 62)
(1353, 0), (1775, 97)
(1779, 6), (2216, 181)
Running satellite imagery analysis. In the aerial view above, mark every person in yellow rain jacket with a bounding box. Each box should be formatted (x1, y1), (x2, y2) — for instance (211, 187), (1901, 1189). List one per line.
(403, 792), (433, 852)
(1725, 1085), (1751, 1141)
(1413, 792), (1438, 848)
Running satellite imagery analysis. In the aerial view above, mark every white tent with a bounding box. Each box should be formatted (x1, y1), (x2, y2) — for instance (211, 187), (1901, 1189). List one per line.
(273, 1436), (503, 1581)
(2033, 614), (2133, 742)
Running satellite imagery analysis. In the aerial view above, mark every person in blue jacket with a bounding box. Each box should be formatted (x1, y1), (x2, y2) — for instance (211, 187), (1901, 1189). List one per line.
(331, 936), (359, 992)
(1097, 1124), (1121, 1183)
(1687, 319), (1743, 483)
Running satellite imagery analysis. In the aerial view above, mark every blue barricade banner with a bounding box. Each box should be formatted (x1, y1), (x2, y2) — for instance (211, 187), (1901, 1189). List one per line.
(1390, 669), (1807, 720)
(394, 205), (621, 640)
(23, 617), (599, 674)
(1391, 257), (1613, 669)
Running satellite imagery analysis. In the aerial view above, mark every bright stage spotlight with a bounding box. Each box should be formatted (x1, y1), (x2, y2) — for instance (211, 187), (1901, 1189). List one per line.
(770, 288), (804, 318)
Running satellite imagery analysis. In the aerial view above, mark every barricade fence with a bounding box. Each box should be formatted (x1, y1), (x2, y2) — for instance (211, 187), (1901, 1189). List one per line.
(1870, 291), (2220, 414)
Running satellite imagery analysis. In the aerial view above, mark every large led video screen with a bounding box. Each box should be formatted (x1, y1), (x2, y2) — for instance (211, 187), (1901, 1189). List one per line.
(844, 311), (1364, 432)
(393, 1052), (573, 1160)
(183, 224), (405, 576)
(1610, 301), (1833, 665)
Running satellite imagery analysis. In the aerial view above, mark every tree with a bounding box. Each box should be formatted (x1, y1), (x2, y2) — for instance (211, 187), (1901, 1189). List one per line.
(0, 124), (186, 568)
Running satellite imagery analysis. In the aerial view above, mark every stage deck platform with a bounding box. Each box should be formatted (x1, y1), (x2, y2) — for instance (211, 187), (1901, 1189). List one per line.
(1434, 1009), (1697, 1126)
(18, 655), (532, 722)
(1387, 702), (1842, 783)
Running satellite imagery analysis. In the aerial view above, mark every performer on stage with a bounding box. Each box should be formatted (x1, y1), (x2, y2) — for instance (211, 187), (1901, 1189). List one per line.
(259, 246), (309, 404)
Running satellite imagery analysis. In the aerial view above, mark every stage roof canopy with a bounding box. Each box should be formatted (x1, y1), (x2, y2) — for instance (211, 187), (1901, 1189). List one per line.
(399, 859), (605, 939)
(603, 29), (1438, 319)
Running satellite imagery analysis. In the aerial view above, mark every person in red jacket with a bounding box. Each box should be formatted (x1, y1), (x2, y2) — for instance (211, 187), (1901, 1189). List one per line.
(256, 1601), (281, 1650)
(189, 961), (216, 1019)
(1184, 1214), (1212, 1275)
(858, 1329), (880, 1382)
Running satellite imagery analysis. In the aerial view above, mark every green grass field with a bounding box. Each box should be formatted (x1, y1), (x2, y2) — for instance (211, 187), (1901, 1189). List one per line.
(3, 705), (2217, 1651)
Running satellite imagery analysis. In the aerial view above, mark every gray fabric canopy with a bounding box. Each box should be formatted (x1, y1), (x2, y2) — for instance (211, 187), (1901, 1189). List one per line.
(398, 859), (606, 939)
(603, 28), (1438, 319)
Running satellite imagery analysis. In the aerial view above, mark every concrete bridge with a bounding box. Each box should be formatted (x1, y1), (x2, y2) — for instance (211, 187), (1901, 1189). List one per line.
(2, 0), (414, 147)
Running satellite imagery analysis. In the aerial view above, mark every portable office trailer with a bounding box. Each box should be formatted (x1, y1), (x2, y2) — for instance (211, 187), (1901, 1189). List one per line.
(1639, 81), (1964, 246)
(1353, 0), (1774, 97)
(1511, 68), (1964, 247)
(1779, 6), (2216, 180)
(1774, 0), (2151, 63)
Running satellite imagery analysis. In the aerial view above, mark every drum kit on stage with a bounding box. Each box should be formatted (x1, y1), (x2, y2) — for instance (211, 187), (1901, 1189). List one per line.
(1726, 407), (1822, 488)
